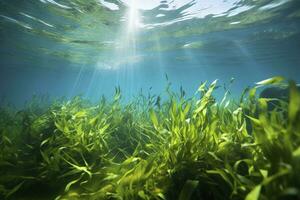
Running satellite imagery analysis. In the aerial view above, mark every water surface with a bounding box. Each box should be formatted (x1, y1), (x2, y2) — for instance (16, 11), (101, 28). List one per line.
(1, 0), (300, 105)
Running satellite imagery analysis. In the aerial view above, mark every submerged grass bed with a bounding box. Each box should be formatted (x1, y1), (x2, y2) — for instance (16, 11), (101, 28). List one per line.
(0, 77), (300, 200)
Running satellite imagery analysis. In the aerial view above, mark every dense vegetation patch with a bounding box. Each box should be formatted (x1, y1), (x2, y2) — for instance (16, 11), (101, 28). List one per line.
(0, 77), (300, 200)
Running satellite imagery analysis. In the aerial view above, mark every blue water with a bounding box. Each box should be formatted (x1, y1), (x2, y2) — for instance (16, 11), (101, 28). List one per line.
(1, 0), (300, 105)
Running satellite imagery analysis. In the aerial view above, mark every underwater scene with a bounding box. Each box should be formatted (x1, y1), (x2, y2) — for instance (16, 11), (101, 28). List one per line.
(1, 0), (300, 199)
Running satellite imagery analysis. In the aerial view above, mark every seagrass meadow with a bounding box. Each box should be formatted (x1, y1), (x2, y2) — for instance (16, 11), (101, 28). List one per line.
(2, 0), (300, 200)
(0, 77), (300, 200)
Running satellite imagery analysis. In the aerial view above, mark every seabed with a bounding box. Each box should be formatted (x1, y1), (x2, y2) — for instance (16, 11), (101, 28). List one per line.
(0, 77), (300, 200)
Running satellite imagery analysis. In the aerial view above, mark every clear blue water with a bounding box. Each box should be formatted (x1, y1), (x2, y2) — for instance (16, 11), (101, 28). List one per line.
(1, 0), (300, 105)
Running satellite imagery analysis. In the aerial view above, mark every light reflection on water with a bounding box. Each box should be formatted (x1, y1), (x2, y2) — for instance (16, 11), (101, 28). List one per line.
(0, 0), (298, 67)
(0, 0), (300, 105)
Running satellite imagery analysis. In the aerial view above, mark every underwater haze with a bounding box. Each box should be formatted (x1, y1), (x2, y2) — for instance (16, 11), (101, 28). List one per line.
(1, 1), (300, 200)
(1, 0), (300, 104)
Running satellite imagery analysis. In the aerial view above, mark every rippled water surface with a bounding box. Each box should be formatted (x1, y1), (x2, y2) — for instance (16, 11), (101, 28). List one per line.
(1, 0), (300, 104)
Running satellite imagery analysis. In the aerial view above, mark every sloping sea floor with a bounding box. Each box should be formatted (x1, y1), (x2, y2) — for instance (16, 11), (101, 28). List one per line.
(0, 77), (300, 200)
